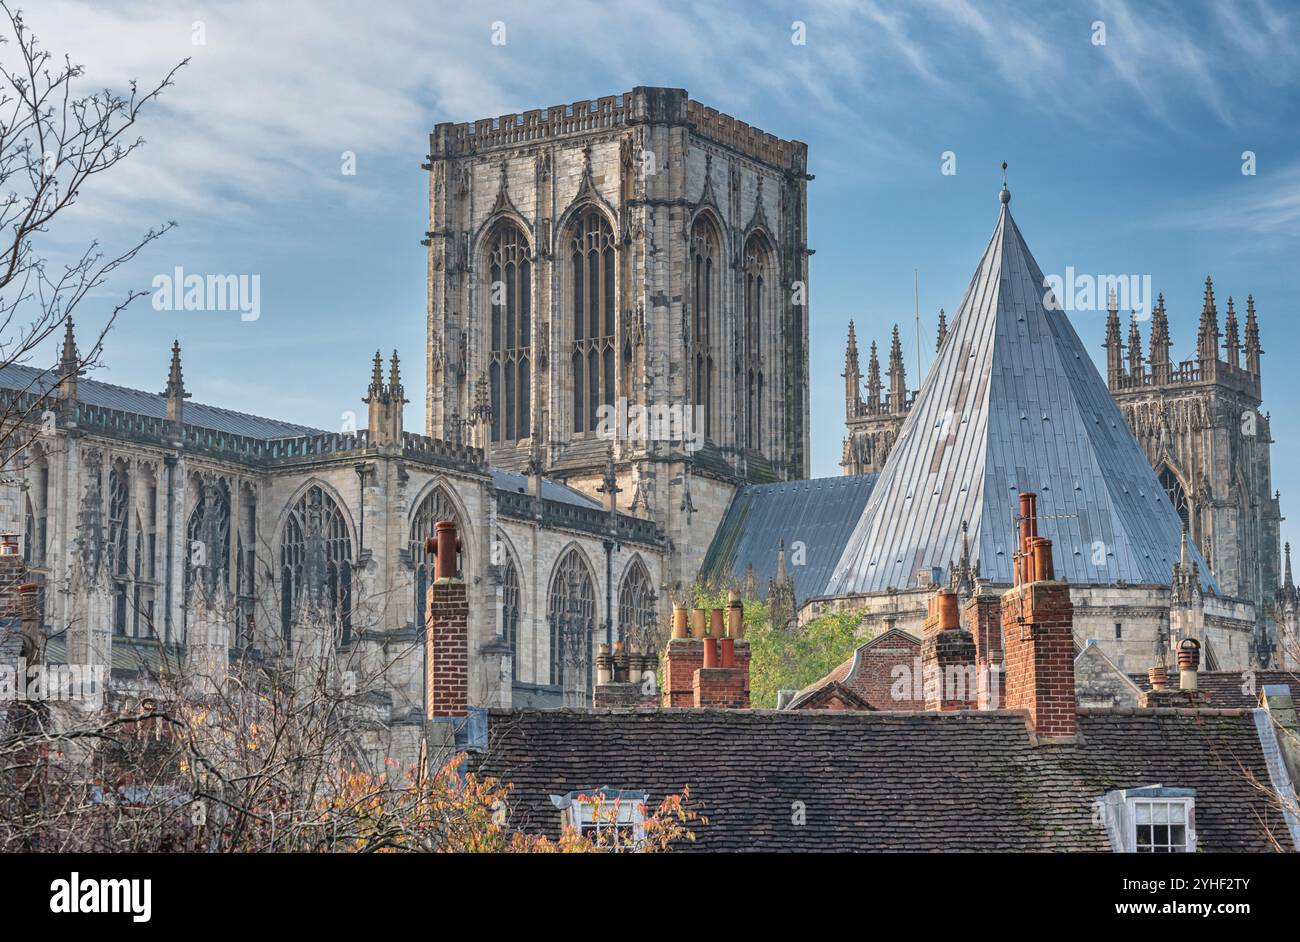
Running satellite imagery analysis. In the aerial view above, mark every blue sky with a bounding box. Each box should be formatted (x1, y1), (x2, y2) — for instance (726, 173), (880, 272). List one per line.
(31, 0), (1300, 543)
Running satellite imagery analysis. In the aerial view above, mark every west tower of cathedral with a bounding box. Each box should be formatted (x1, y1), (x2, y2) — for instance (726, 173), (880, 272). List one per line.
(424, 87), (811, 587)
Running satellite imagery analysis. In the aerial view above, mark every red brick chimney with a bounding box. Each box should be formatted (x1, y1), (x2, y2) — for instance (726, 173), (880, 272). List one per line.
(662, 604), (704, 707)
(694, 605), (750, 709)
(425, 520), (467, 719)
(662, 601), (751, 708)
(999, 493), (1077, 741)
(920, 588), (977, 711)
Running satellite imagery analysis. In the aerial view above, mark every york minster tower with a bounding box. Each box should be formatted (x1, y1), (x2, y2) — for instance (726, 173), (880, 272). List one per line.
(424, 87), (811, 587)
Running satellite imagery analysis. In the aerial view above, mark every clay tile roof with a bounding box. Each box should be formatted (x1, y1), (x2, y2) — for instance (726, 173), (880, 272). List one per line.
(476, 707), (1292, 852)
(1128, 669), (1300, 710)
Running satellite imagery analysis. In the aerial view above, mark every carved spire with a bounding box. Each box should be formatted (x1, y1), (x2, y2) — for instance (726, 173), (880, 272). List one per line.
(162, 340), (191, 426)
(866, 340), (882, 413)
(936, 308), (947, 351)
(1104, 292), (1123, 388)
(1196, 275), (1220, 364)
(1149, 292), (1171, 384)
(57, 317), (81, 413)
(1285, 541), (1294, 591)
(1126, 311), (1143, 380)
(59, 318), (79, 376)
(368, 350), (384, 398)
(389, 349), (404, 399)
(887, 324), (907, 414)
(1223, 296), (1240, 368)
(1244, 293), (1262, 375)
(843, 320), (862, 419)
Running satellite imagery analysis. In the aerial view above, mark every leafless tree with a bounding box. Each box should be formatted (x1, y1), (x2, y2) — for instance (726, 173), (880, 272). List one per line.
(0, 2), (185, 475)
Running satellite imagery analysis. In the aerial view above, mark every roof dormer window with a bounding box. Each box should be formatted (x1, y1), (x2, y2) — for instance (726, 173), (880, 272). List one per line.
(1096, 785), (1197, 853)
(551, 787), (648, 849)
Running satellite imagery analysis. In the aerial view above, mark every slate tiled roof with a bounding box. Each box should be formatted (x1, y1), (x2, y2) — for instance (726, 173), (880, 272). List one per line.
(826, 188), (1215, 596)
(1129, 670), (1300, 709)
(0, 362), (320, 439)
(477, 706), (1292, 852)
(490, 468), (602, 509)
(699, 474), (877, 603)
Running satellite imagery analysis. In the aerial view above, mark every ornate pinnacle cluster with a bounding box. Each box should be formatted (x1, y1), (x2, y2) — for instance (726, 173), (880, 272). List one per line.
(1104, 278), (1262, 392)
(364, 349), (407, 406)
(887, 325), (907, 413)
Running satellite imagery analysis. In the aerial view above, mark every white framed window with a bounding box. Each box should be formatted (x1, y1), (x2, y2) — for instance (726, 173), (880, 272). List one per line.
(1132, 798), (1193, 853)
(551, 787), (648, 848)
(1096, 785), (1196, 853)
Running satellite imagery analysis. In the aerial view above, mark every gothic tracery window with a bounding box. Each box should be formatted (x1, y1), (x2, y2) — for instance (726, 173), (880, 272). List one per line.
(548, 547), (597, 702)
(1160, 467), (1190, 530)
(617, 558), (658, 652)
(108, 461), (130, 636)
(501, 549), (521, 681)
(186, 477), (232, 596)
(410, 485), (461, 625)
(487, 223), (531, 442)
(280, 485), (353, 647)
(743, 233), (771, 453)
(569, 209), (616, 435)
(22, 447), (48, 565)
(691, 216), (720, 442)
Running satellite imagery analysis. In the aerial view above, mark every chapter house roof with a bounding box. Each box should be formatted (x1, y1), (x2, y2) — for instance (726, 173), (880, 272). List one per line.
(826, 186), (1215, 596)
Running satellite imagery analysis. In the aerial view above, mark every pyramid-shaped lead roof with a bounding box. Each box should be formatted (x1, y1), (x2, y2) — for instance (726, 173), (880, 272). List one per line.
(825, 186), (1215, 596)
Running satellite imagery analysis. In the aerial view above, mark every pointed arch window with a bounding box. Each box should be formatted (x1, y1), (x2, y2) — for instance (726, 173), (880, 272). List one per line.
(22, 448), (48, 565)
(548, 548), (597, 703)
(280, 485), (353, 647)
(617, 558), (658, 652)
(501, 549), (521, 682)
(743, 234), (771, 452)
(1160, 467), (1190, 530)
(691, 216), (720, 442)
(186, 477), (232, 597)
(569, 209), (616, 434)
(487, 223), (531, 442)
(410, 486), (462, 626)
(108, 462), (130, 636)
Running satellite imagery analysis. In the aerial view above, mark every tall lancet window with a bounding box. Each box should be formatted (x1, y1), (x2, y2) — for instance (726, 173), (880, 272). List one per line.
(409, 486), (461, 628)
(280, 485), (353, 648)
(743, 233), (771, 452)
(569, 209), (616, 434)
(487, 223), (531, 442)
(186, 477), (232, 597)
(22, 446), (48, 565)
(548, 547), (597, 704)
(691, 216), (720, 442)
(500, 548), (521, 681)
(108, 461), (130, 636)
(1160, 467), (1190, 531)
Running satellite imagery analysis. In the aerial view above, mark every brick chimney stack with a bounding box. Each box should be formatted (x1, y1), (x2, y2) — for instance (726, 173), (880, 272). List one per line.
(999, 493), (1077, 741)
(425, 520), (467, 721)
(662, 604), (704, 707)
(661, 600), (751, 709)
(920, 588), (976, 711)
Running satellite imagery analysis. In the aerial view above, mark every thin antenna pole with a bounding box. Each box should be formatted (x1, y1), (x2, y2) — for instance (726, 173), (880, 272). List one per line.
(914, 269), (921, 378)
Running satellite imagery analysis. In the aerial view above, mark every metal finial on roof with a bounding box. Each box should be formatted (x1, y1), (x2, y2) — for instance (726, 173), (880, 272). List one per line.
(999, 162), (1010, 205)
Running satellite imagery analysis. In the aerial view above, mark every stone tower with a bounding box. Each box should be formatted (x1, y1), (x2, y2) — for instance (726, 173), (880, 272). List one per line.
(841, 319), (922, 475)
(425, 87), (811, 588)
(1105, 280), (1282, 658)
